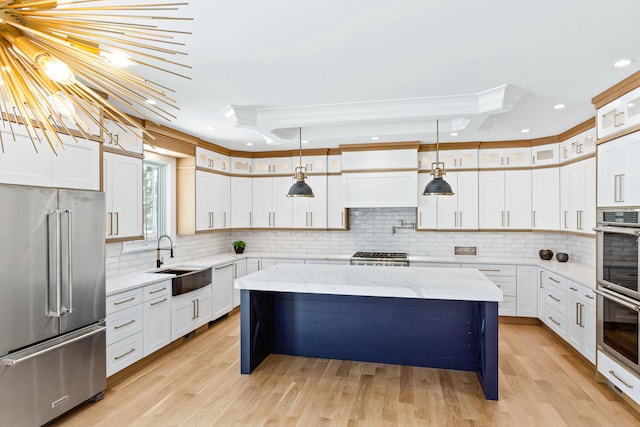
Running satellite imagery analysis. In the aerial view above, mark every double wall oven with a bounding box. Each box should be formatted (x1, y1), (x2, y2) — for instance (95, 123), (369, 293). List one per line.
(594, 208), (640, 374)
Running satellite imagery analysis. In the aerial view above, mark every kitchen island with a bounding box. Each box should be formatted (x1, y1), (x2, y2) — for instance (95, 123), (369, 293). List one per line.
(235, 263), (503, 400)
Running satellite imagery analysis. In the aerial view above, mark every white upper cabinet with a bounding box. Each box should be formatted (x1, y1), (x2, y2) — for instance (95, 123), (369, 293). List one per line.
(195, 170), (229, 231)
(103, 119), (143, 154)
(294, 155), (327, 173)
(478, 147), (531, 168)
(230, 157), (252, 175)
(597, 86), (640, 139)
(561, 157), (596, 233)
(292, 175), (327, 229)
(196, 147), (229, 173)
(0, 122), (99, 191)
(230, 177), (252, 228)
(597, 131), (640, 207)
(479, 170), (531, 229)
(253, 157), (292, 174)
(532, 168), (560, 230)
(560, 128), (595, 161)
(327, 155), (342, 173)
(417, 173), (437, 229)
(531, 143), (559, 166)
(251, 176), (293, 227)
(327, 175), (347, 229)
(344, 171), (418, 208)
(418, 149), (478, 170)
(418, 171), (478, 230)
(103, 152), (142, 240)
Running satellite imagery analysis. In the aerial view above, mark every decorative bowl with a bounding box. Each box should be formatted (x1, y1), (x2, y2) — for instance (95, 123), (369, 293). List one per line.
(556, 252), (569, 262)
(539, 249), (554, 260)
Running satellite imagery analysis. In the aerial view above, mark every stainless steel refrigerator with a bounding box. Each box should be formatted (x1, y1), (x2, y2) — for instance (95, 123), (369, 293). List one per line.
(0, 184), (106, 426)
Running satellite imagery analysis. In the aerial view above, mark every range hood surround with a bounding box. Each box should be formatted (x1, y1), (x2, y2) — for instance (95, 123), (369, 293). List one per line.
(221, 84), (530, 146)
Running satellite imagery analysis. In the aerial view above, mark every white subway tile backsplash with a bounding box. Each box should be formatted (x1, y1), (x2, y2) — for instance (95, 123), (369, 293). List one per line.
(105, 207), (596, 276)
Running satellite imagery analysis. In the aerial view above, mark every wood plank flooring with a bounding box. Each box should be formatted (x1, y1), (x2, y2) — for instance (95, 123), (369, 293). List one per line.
(52, 313), (640, 426)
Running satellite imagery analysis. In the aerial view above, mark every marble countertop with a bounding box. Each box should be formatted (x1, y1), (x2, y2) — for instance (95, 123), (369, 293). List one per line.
(106, 251), (595, 296)
(235, 263), (504, 302)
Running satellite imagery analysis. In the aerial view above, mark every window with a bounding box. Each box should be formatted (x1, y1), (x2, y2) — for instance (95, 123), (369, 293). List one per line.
(124, 151), (176, 251)
(143, 161), (164, 241)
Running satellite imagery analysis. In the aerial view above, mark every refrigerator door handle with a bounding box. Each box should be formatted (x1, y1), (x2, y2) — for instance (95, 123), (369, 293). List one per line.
(48, 210), (63, 318)
(63, 209), (73, 314)
(1, 325), (106, 367)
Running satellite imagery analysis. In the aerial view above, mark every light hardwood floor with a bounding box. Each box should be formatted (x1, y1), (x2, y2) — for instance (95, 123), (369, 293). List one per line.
(53, 313), (640, 427)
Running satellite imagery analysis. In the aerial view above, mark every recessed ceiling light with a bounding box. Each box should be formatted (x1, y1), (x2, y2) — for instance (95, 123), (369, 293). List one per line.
(553, 104), (566, 110)
(145, 99), (157, 105)
(450, 132), (459, 137)
(246, 142), (253, 146)
(614, 59), (634, 68)
(521, 129), (530, 134)
(371, 136), (379, 141)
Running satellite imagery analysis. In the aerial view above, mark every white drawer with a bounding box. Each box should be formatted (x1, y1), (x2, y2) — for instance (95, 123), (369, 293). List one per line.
(545, 286), (567, 315)
(489, 276), (517, 296)
(467, 264), (517, 276)
(544, 305), (567, 339)
(106, 305), (143, 346)
(543, 272), (565, 291)
(598, 350), (640, 405)
(566, 281), (596, 307)
(499, 296), (517, 316)
(106, 331), (144, 376)
(106, 288), (143, 315)
(144, 280), (171, 302)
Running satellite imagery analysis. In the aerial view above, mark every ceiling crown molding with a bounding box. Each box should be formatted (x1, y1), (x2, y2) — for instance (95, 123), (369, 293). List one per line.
(220, 84), (530, 146)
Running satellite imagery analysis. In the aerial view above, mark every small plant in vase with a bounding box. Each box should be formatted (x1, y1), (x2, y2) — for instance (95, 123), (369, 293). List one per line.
(233, 240), (246, 254)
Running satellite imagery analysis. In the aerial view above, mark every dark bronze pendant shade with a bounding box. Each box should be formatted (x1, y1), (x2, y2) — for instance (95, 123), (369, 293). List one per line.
(287, 127), (314, 198)
(423, 119), (454, 196)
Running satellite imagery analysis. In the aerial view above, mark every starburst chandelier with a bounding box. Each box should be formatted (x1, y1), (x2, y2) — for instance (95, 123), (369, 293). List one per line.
(0, 0), (191, 153)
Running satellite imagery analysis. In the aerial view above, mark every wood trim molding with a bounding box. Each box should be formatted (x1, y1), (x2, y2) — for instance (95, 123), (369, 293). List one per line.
(102, 146), (144, 159)
(195, 167), (232, 176)
(559, 152), (596, 167)
(596, 123), (640, 145)
(419, 142), (480, 151)
(339, 141), (420, 152)
(144, 121), (200, 146)
(592, 71), (640, 108)
(341, 168), (418, 173)
(559, 117), (596, 141)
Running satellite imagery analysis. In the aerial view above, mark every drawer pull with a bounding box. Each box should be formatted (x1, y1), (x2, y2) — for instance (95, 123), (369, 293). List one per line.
(151, 298), (168, 306)
(549, 295), (561, 302)
(113, 297), (135, 305)
(479, 269), (501, 272)
(569, 287), (578, 292)
(114, 348), (136, 360)
(149, 287), (167, 294)
(548, 316), (561, 326)
(609, 370), (634, 389)
(548, 277), (560, 284)
(114, 319), (135, 330)
(585, 294), (594, 300)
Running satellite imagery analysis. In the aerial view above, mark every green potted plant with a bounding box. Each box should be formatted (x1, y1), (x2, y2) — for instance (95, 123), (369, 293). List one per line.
(233, 240), (246, 254)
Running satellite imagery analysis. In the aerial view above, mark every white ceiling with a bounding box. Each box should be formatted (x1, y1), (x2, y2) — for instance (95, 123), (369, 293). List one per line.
(139, 0), (640, 152)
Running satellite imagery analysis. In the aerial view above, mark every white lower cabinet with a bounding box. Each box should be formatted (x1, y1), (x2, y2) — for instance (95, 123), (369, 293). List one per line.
(212, 264), (234, 320)
(516, 265), (538, 317)
(247, 258), (261, 274)
(467, 264), (517, 316)
(541, 271), (568, 339)
(566, 281), (596, 364)
(106, 288), (144, 377)
(142, 281), (171, 357)
(598, 350), (640, 405)
(171, 285), (212, 341)
(233, 259), (248, 307)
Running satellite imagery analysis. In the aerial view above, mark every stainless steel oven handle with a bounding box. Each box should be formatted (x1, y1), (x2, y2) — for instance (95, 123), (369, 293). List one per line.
(609, 370), (634, 389)
(593, 226), (640, 236)
(594, 288), (640, 311)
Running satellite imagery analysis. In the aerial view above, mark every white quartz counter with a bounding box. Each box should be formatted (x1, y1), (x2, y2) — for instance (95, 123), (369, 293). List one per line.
(234, 263), (504, 302)
(107, 251), (595, 296)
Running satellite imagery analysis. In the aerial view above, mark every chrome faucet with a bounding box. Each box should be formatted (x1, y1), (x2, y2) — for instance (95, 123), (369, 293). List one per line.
(156, 234), (174, 268)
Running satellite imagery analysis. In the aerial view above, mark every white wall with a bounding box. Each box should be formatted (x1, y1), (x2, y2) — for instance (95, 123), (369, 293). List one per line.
(106, 207), (596, 277)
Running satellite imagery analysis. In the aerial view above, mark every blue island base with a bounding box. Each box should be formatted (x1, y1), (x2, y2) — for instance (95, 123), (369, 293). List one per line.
(240, 290), (498, 400)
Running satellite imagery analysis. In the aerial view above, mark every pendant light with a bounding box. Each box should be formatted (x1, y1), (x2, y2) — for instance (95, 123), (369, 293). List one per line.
(423, 119), (454, 196)
(287, 127), (315, 198)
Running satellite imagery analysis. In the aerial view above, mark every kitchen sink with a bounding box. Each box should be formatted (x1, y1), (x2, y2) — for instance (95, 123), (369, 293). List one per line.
(153, 266), (212, 296)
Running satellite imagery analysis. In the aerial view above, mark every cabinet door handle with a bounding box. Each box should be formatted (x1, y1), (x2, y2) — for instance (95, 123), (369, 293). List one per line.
(507, 211), (510, 227)
(115, 212), (119, 235)
(548, 316), (561, 326)
(614, 174), (625, 203)
(609, 370), (634, 389)
(576, 301), (580, 325)
(549, 294), (561, 302)
(249, 212), (252, 227)
(564, 211), (568, 229)
(310, 211), (313, 227)
(501, 211), (505, 227)
(272, 212), (276, 226)
(539, 270), (544, 289)
(532, 155), (536, 165)
(501, 157), (504, 166)
(579, 303), (584, 327)
(114, 348), (136, 360)
(150, 298), (168, 306)
(532, 211), (536, 228)
(114, 319), (135, 330)
(192, 300), (197, 319)
(108, 212), (113, 236)
(341, 211), (344, 228)
(419, 211), (422, 228)
(114, 297), (135, 305)
(506, 156), (510, 166)
(454, 211), (458, 227)
(224, 212), (227, 227)
(459, 211), (462, 227)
